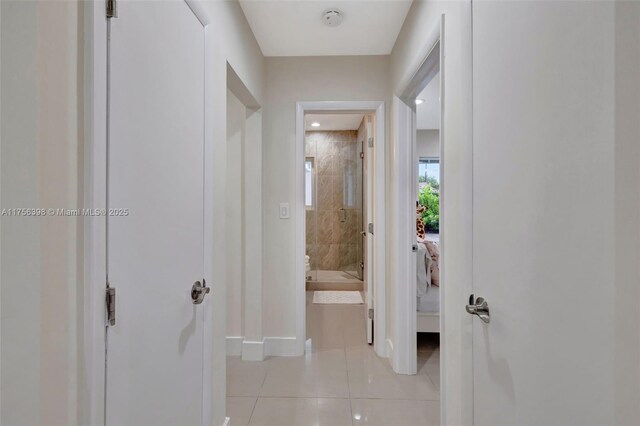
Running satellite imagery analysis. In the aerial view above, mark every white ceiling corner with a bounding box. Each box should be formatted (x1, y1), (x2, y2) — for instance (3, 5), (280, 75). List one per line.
(238, 0), (414, 57)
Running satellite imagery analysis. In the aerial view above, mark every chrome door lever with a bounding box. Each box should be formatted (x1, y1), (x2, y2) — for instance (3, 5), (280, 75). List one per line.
(465, 295), (490, 323)
(191, 279), (210, 305)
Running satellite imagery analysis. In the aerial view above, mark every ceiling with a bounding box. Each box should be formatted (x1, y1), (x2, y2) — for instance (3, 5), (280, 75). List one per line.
(305, 113), (364, 130)
(238, 0), (413, 57)
(416, 72), (440, 130)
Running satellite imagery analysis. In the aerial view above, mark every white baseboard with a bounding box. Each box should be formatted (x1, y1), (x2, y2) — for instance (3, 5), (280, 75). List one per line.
(221, 416), (230, 426)
(264, 337), (298, 356)
(241, 339), (265, 361)
(226, 336), (301, 359)
(226, 336), (243, 356)
(386, 338), (394, 360)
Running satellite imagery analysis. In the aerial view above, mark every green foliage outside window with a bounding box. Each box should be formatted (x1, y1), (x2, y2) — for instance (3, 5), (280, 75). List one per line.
(426, 176), (439, 190)
(418, 184), (439, 233)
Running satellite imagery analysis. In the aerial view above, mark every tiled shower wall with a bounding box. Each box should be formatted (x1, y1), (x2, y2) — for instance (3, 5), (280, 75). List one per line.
(306, 131), (362, 272)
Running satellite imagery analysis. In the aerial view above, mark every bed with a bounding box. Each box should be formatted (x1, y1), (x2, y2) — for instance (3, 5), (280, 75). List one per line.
(416, 240), (440, 333)
(417, 286), (439, 332)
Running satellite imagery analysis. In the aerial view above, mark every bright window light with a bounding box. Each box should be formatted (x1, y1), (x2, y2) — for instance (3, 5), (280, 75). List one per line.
(311, 122), (320, 127)
(415, 99), (425, 105)
(305, 158), (314, 208)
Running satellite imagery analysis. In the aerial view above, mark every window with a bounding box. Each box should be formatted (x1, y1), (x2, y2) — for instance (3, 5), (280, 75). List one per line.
(343, 162), (355, 208)
(305, 158), (315, 208)
(418, 157), (440, 193)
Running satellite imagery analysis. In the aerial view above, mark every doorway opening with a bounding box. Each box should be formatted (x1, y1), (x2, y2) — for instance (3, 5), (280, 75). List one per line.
(295, 101), (386, 357)
(304, 112), (372, 351)
(304, 113), (369, 289)
(414, 67), (442, 373)
(225, 63), (264, 362)
(390, 16), (443, 383)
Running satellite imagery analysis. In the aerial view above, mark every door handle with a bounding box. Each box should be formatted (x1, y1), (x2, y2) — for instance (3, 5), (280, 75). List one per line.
(465, 295), (490, 323)
(191, 279), (210, 305)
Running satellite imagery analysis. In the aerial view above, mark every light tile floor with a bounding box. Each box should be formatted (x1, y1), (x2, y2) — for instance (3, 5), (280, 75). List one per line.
(226, 292), (440, 426)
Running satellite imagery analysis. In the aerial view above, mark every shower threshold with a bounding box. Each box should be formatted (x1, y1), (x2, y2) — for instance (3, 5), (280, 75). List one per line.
(306, 269), (364, 291)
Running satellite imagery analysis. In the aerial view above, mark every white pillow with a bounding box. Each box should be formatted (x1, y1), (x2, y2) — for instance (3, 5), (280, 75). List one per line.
(416, 243), (432, 298)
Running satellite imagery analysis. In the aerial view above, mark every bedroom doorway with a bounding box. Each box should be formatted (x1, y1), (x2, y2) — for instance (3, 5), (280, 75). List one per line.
(414, 64), (442, 374)
(390, 15), (444, 382)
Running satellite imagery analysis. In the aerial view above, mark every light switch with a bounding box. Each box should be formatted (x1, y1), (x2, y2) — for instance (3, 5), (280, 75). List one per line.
(279, 203), (290, 219)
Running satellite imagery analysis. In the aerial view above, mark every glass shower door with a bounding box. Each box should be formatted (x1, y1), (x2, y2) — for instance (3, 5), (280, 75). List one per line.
(305, 134), (318, 282)
(340, 138), (364, 280)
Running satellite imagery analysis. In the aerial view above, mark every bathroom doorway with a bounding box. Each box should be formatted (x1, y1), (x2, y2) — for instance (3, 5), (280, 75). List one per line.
(295, 101), (386, 356)
(304, 113), (369, 290)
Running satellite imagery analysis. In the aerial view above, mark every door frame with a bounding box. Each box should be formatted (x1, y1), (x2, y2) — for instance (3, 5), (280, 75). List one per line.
(82, 2), (214, 424)
(392, 13), (474, 425)
(295, 101), (387, 357)
(392, 23), (442, 376)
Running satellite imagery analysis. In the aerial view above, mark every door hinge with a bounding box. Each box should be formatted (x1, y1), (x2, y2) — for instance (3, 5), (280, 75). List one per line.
(368, 308), (374, 320)
(368, 137), (374, 148)
(106, 0), (117, 18)
(360, 151), (365, 159)
(106, 286), (116, 326)
(368, 222), (374, 235)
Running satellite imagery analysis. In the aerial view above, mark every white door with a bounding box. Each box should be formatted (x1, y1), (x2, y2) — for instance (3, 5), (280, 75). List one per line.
(472, 2), (615, 425)
(106, 1), (207, 425)
(365, 115), (374, 344)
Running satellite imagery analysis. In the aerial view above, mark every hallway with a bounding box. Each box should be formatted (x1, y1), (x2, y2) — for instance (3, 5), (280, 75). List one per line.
(226, 293), (440, 425)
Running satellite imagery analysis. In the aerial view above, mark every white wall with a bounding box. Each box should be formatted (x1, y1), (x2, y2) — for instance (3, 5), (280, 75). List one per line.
(191, 2), (264, 424)
(416, 129), (439, 159)
(1, 2), (83, 424)
(390, 2), (473, 424)
(1, 1), (264, 425)
(262, 56), (390, 339)
(614, 1), (640, 423)
(226, 89), (245, 339)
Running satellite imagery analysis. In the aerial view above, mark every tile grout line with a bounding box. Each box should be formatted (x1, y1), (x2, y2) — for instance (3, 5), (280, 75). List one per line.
(253, 395), (439, 402)
(245, 396), (259, 426)
(247, 361), (271, 425)
(344, 338), (355, 425)
(344, 304), (360, 425)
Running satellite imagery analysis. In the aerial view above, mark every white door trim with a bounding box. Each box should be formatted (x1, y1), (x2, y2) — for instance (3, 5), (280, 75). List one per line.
(83, 2), (108, 423)
(393, 25), (442, 376)
(295, 101), (387, 357)
(83, 2), (214, 424)
(391, 96), (418, 375)
(392, 13), (473, 426)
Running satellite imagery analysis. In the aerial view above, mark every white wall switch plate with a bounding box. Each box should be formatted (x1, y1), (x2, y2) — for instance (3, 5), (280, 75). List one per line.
(279, 203), (290, 219)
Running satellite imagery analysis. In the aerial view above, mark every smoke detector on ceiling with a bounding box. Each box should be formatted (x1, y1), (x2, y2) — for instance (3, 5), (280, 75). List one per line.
(322, 9), (343, 27)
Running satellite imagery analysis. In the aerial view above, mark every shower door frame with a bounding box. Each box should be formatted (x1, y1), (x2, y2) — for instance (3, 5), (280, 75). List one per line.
(295, 101), (387, 358)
